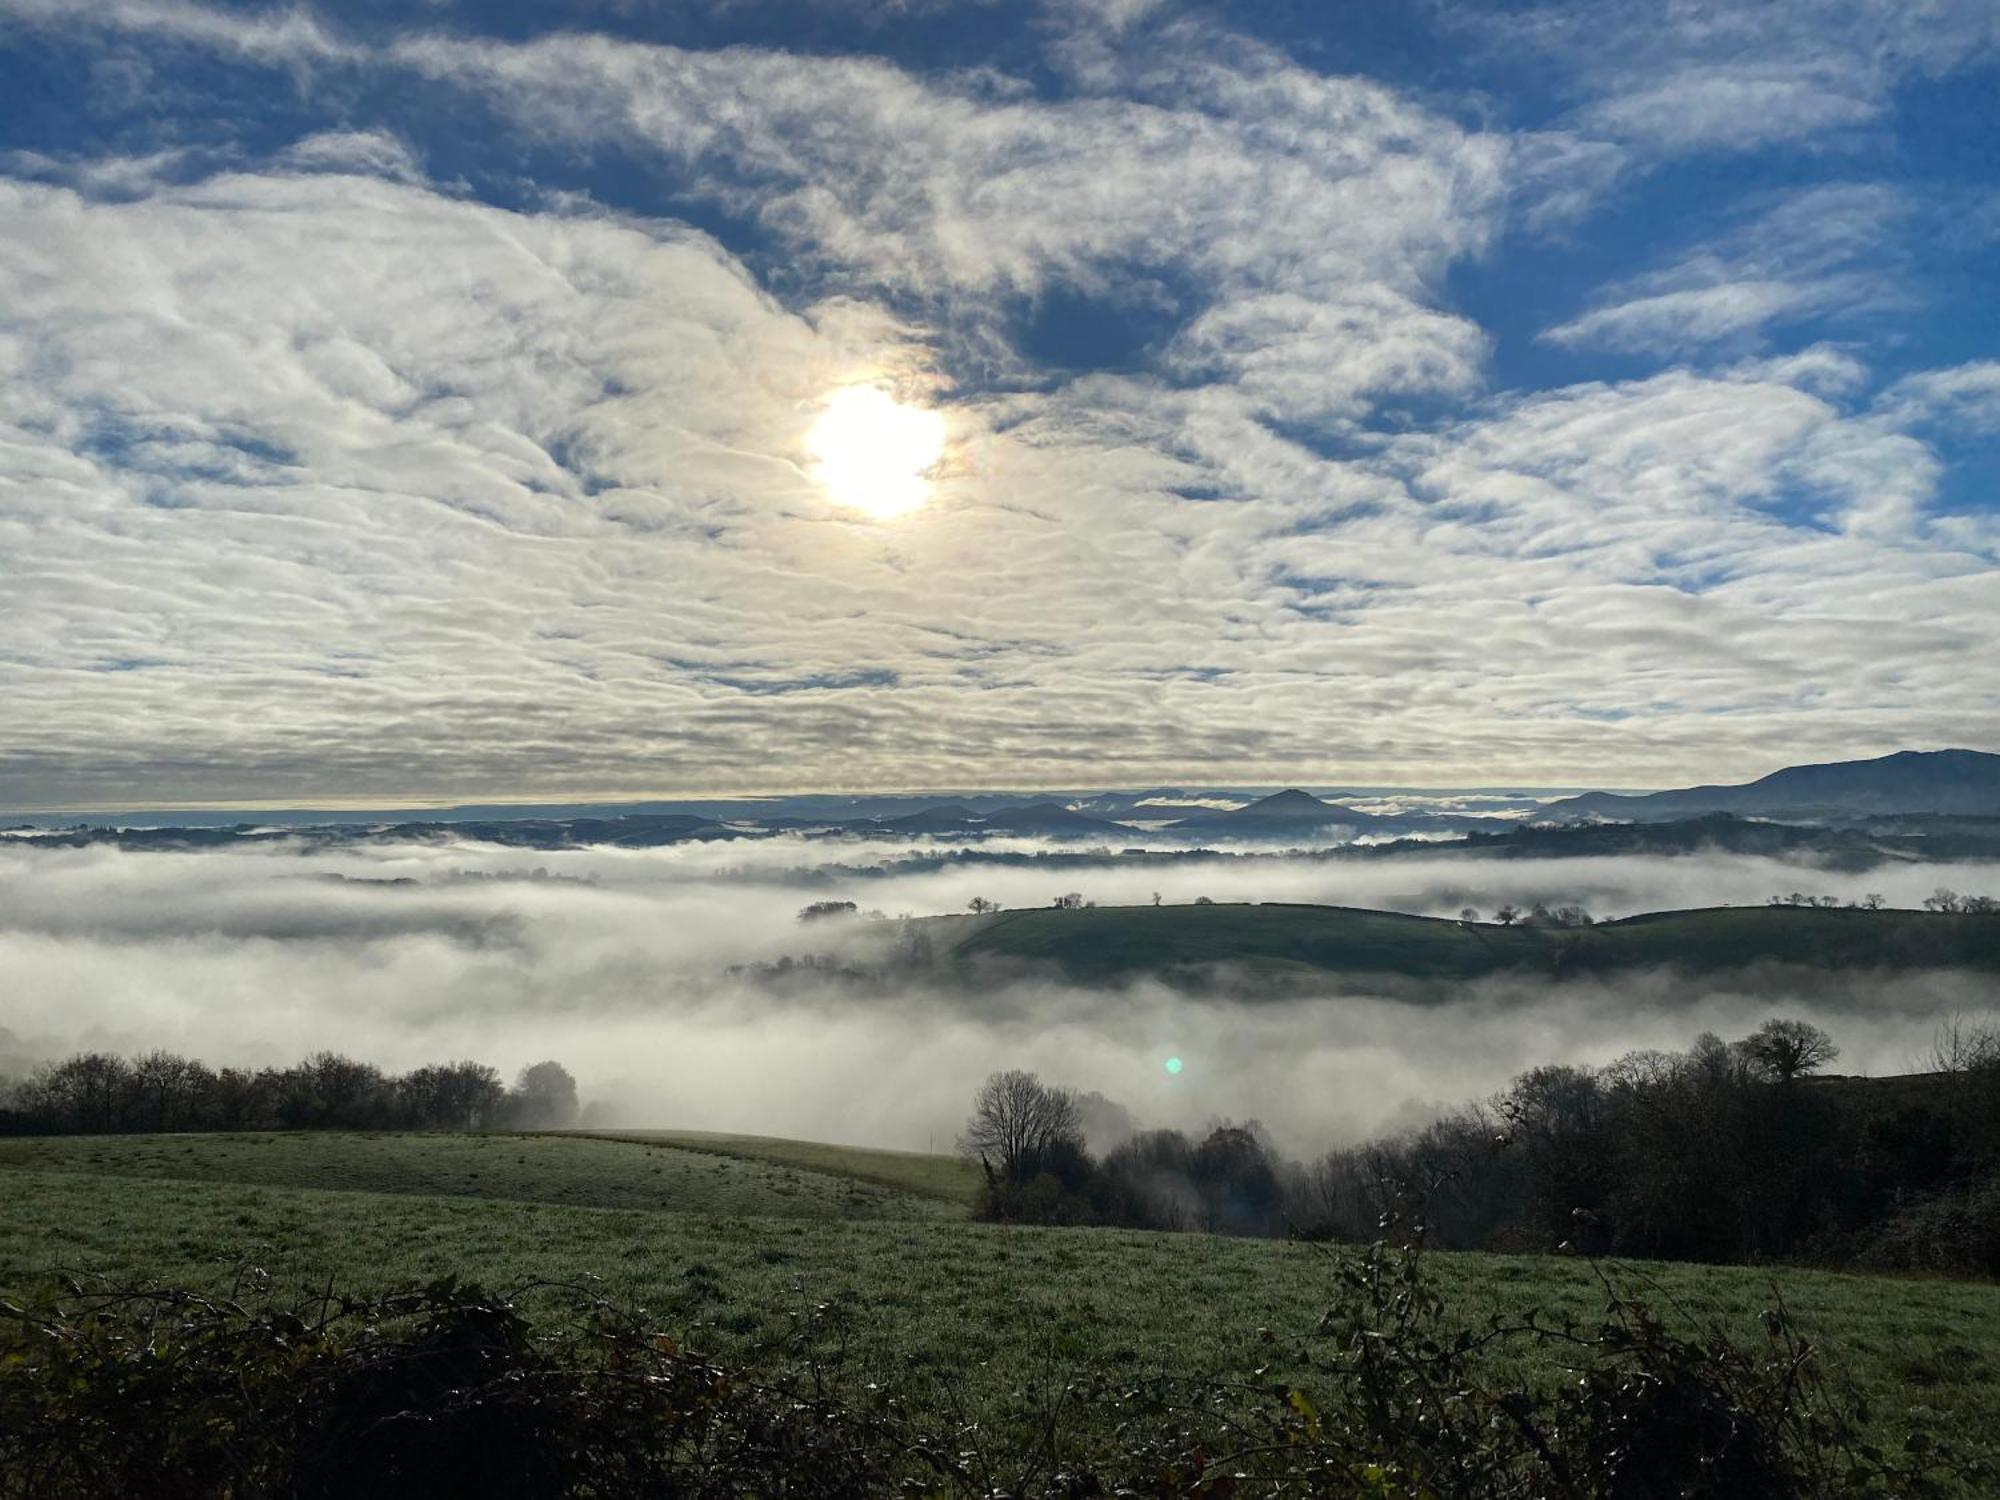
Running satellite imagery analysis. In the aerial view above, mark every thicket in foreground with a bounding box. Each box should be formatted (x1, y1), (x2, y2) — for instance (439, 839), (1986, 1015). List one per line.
(1, 1235), (1980, 1498)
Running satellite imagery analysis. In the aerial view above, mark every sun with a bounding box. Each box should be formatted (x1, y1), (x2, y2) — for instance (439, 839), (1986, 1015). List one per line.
(807, 385), (947, 519)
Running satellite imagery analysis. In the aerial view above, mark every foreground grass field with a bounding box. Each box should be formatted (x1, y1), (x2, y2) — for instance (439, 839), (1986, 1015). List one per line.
(4, 1131), (1998, 1477)
(943, 900), (2000, 983)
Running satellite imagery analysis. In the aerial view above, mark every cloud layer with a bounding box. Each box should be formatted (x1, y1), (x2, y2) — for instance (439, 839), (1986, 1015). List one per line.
(0, 0), (1994, 807)
(3, 838), (1994, 1151)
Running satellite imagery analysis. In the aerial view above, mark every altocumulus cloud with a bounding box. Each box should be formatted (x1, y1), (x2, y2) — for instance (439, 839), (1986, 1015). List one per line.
(0, 0), (1994, 810)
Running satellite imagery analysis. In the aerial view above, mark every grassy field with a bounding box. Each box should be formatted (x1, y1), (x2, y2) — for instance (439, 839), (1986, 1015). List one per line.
(0, 1131), (960, 1221)
(942, 900), (2000, 984)
(584, 1129), (983, 1205)
(3, 1131), (1999, 1476)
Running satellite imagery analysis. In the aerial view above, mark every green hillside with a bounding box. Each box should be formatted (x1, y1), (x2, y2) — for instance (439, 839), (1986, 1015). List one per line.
(4, 1141), (1999, 1479)
(941, 901), (2000, 984)
(584, 1129), (982, 1205)
(0, 1131), (959, 1222)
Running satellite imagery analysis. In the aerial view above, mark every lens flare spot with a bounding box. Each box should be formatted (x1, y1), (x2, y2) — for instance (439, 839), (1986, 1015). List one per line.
(1164, 1056), (1184, 1076)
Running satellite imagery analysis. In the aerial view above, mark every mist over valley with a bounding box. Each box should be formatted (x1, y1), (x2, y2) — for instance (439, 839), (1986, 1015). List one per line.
(7, 797), (1996, 1154)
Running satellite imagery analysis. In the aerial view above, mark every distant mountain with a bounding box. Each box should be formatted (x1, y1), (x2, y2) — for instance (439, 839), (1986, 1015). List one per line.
(1538, 750), (2000, 825)
(1172, 789), (1395, 835)
(978, 802), (1133, 836)
(873, 804), (985, 834)
(866, 801), (1133, 837)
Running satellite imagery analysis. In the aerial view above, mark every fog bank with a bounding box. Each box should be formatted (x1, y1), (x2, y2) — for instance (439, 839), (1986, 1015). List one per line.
(2, 839), (1994, 1153)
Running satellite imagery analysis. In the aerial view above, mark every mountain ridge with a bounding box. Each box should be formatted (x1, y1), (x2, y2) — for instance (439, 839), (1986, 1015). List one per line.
(1538, 749), (2000, 824)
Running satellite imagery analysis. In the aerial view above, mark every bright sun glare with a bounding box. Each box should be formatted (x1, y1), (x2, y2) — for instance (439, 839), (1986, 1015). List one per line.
(807, 385), (947, 519)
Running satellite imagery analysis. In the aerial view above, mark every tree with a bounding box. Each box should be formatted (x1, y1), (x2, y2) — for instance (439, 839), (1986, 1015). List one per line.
(1494, 904), (1521, 926)
(1051, 892), (1084, 910)
(397, 1061), (505, 1129)
(507, 1061), (580, 1129)
(1191, 1125), (1284, 1237)
(1499, 1065), (1612, 1246)
(128, 1050), (214, 1133)
(16, 1053), (134, 1133)
(1459, 907), (1480, 922)
(966, 897), (999, 915)
(207, 1067), (278, 1131)
(1738, 1019), (1839, 1083)
(273, 1052), (388, 1129)
(958, 1070), (1083, 1184)
(797, 900), (857, 922)
(1924, 889), (1963, 914)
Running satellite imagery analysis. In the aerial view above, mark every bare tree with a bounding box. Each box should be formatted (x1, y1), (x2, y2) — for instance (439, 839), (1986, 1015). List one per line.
(129, 1050), (214, 1133)
(275, 1052), (389, 1129)
(1459, 907), (1480, 922)
(1051, 892), (1084, 910)
(1494, 903), (1521, 926)
(1738, 1019), (1839, 1082)
(958, 1070), (1083, 1183)
(967, 897), (999, 915)
(1924, 888), (1963, 914)
(1929, 1014), (2000, 1076)
(16, 1053), (134, 1133)
(397, 1061), (505, 1129)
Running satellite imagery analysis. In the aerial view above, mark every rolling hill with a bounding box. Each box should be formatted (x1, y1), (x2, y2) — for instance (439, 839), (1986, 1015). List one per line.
(940, 900), (2000, 985)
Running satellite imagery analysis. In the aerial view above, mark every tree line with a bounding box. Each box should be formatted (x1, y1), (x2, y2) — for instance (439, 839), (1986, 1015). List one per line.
(959, 1069), (1290, 1235)
(0, 1051), (580, 1136)
(1304, 1017), (2000, 1274)
(963, 1016), (2000, 1274)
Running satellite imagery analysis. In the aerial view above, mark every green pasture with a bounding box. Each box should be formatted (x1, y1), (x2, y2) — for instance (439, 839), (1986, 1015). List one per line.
(3, 1131), (1997, 1476)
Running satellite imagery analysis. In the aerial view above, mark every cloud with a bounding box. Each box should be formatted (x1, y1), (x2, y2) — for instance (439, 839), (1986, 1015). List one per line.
(0, 0), (355, 65)
(1573, 62), (1883, 153)
(3, 150), (1993, 804)
(383, 14), (1508, 416)
(1164, 289), (1488, 426)
(3, 838), (1993, 1150)
(1459, 0), (2000, 158)
(1543, 183), (1909, 355)
(281, 129), (425, 183)
(0, 0), (1993, 804)
(1877, 362), (2000, 434)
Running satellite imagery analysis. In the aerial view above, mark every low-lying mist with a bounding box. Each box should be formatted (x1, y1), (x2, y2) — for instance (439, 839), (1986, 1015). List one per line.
(2, 837), (1994, 1155)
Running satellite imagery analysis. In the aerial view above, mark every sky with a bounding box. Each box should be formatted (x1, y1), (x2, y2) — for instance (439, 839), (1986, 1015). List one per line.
(0, 0), (1996, 810)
